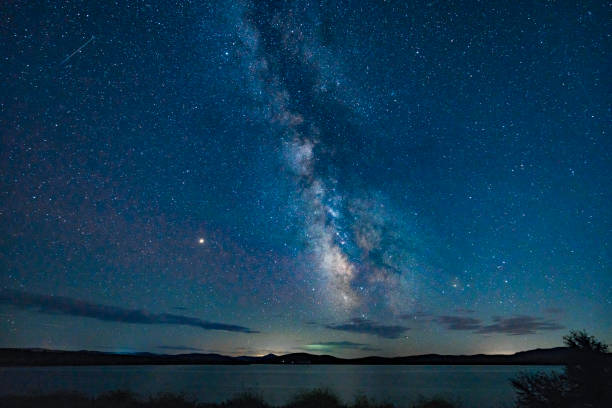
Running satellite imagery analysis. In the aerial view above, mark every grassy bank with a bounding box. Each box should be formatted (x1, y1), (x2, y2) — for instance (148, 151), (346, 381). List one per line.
(0, 389), (458, 408)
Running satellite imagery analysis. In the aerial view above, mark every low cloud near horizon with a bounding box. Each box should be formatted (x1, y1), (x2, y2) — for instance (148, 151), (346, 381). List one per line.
(435, 314), (564, 335)
(0, 290), (257, 334)
(436, 315), (482, 331)
(476, 316), (564, 335)
(325, 318), (409, 339)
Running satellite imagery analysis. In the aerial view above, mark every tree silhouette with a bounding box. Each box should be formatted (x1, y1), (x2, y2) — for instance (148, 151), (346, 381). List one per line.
(562, 330), (608, 353)
(511, 330), (612, 407)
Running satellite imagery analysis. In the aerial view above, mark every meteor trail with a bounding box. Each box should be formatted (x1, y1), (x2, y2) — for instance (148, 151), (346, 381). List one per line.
(60, 35), (95, 65)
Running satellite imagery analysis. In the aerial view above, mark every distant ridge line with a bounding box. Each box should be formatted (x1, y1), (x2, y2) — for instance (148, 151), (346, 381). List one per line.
(2, 346), (602, 366)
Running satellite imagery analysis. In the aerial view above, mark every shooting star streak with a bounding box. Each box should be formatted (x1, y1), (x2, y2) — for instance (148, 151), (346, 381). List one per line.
(60, 35), (95, 65)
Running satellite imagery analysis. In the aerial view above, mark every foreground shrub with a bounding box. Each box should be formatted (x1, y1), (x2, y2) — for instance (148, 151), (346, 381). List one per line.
(220, 391), (269, 408)
(0, 391), (92, 408)
(0, 388), (461, 408)
(147, 392), (198, 408)
(351, 395), (394, 408)
(511, 330), (612, 407)
(286, 388), (343, 408)
(95, 390), (140, 408)
(411, 396), (459, 408)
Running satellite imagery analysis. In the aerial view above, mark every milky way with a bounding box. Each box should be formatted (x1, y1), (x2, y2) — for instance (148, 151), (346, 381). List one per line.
(233, 1), (430, 316)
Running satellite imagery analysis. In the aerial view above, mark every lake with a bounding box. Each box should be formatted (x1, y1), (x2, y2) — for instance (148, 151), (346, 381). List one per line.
(0, 365), (561, 407)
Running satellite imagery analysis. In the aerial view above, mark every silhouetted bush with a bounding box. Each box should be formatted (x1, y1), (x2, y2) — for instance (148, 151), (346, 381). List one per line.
(94, 390), (140, 408)
(511, 330), (612, 407)
(511, 371), (570, 407)
(410, 396), (461, 408)
(219, 391), (270, 408)
(351, 395), (394, 408)
(286, 389), (343, 408)
(148, 392), (199, 408)
(0, 389), (460, 408)
(0, 391), (92, 408)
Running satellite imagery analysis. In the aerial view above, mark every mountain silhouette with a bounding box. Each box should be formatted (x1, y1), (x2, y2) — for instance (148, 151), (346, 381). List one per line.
(2, 346), (604, 366)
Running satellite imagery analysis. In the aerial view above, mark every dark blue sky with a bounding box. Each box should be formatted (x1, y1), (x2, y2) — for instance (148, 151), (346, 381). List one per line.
(1, 0), (610, 357)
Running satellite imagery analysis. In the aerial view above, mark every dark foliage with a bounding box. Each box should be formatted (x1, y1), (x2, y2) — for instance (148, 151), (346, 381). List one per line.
(216, 392), (270, 408)
(411, 396), (459, 408)
(511, 330), (612, 407)
(563, 330), (609, 354)
(0, 389), (457, 408)
(286, 389), (343, 408)
(511, 372), (570, 407)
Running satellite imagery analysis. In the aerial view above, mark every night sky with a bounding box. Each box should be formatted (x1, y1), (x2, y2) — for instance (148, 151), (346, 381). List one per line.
(1, 1), (610, 358)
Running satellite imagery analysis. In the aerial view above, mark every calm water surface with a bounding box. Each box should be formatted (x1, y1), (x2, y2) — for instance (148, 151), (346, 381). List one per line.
(0, 365), (561, 407)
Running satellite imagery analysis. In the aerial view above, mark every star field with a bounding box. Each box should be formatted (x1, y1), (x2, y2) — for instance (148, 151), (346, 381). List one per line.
(0, 0), (610, 357)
